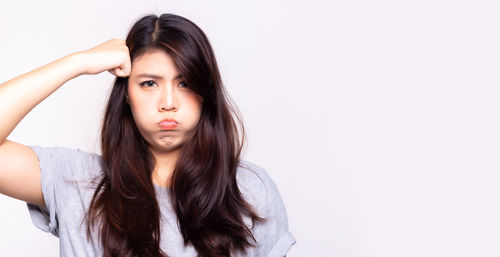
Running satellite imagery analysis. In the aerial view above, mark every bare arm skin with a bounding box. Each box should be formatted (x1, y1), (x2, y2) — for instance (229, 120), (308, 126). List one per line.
(0, 39), (131, 208)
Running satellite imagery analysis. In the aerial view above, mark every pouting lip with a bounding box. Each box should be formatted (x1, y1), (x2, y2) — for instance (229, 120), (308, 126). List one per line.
(159, 119), (178, 130)
(159, 118), (178, 124)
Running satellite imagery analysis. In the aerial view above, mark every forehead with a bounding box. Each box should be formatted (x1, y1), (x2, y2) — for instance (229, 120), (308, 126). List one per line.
(130, 49), (180, 78)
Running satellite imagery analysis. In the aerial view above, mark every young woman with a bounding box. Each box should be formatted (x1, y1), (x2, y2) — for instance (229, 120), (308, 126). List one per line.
(0, 13), (295, 257)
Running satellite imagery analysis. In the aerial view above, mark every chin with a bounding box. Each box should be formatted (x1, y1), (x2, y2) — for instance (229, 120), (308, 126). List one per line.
(153, 141), (184, 152)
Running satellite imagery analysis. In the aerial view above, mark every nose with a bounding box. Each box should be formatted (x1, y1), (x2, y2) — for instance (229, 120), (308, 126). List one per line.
(158, 83), (178, 112)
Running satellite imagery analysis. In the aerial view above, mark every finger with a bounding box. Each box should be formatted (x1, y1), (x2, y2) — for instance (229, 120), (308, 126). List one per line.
(114, 67), (128, 77)
(118, 62), (131, 77)
(121, 64), (131, 77)
(121, 57), (131, 76)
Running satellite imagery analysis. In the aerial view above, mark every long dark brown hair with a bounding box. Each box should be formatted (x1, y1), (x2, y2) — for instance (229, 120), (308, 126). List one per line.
(84, 13), (265, 257)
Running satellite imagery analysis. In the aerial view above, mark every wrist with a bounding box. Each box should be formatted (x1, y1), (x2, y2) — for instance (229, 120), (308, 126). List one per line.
(64, 51), (89, 77)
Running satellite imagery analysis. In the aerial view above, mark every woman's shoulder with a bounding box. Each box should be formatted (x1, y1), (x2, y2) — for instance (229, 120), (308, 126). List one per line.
(235, 159), (297, 256)
(29, 145), (102, 163)
(28, 145), (104, 182)
(236, 159), (271, 191)
(235, 159), (282, 215)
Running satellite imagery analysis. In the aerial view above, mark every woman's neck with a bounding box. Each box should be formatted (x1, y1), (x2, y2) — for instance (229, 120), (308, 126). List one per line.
(150, 148), (180, 187)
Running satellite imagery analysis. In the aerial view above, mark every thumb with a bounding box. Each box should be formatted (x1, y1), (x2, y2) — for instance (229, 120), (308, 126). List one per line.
(112, 66), (129, 77)
(121, 59), (131, 76)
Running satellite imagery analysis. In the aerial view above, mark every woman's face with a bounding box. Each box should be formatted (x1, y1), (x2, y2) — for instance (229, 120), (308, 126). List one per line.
(127, 49), (202, 154)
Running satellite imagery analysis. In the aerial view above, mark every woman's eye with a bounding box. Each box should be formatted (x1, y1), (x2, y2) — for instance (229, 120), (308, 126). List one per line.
(140, 80), (157, 87)
(178, 81), (188, 88)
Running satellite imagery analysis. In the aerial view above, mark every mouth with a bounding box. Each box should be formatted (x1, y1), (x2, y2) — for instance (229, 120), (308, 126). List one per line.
(159, 119), (178, 129)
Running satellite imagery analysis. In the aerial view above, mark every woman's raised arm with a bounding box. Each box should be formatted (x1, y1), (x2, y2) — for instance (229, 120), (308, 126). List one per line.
(0, 38), (131, 207)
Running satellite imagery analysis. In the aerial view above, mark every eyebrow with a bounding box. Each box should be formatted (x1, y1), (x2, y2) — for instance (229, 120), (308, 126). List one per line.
(136, 73), (183, 80)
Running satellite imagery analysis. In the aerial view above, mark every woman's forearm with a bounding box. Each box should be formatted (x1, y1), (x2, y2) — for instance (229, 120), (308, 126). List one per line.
(0, 38), (130, 145)
(0, 52), (85, 144)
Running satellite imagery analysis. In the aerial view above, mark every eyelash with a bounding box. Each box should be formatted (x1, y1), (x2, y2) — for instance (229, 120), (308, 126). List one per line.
(139, 80), (188, 88)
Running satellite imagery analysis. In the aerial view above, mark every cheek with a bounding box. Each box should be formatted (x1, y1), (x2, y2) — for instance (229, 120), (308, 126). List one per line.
(187, 97), (203, 122)
(129, 98), (152, 126)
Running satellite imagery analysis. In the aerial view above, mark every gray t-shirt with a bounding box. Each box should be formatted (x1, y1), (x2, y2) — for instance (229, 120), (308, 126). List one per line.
(26, 145), (296, 257)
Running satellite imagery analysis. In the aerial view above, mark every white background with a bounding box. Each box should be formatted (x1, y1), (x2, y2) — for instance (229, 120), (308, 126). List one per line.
(1, 0), (500, 256)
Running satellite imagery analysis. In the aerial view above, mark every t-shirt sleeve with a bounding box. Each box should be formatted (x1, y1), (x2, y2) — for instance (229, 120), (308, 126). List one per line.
(25, 145), (101, 237)
(237, 161), (296, 257)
